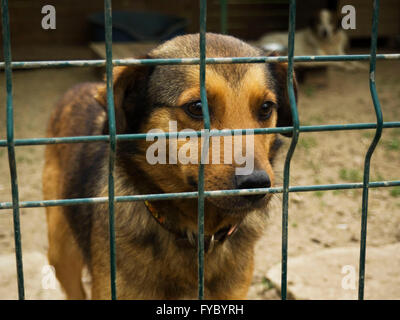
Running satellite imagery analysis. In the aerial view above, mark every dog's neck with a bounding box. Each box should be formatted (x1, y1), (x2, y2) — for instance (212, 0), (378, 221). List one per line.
(116, 159), (245, 251)
(144, 200), (240, 253)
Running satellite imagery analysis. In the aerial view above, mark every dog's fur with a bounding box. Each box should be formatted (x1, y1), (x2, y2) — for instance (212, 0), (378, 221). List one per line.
(43, 33), (297, 299)
(258, 9), (366, 70)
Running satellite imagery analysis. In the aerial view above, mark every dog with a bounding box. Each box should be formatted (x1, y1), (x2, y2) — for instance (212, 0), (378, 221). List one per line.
(42, 33), (297, 299)
(258, 9), (366, 71)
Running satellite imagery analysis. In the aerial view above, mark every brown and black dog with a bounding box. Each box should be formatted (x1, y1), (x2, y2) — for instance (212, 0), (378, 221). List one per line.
(43, 33), (297, 300)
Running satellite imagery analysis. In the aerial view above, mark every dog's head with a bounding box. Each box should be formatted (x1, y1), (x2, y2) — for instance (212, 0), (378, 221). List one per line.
(310, 9), (341, 40)
(97, 33), (297, 229)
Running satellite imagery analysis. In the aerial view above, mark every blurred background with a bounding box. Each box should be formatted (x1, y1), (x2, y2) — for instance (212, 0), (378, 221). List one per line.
(0, 0), (400, 300)
(1, 0), (399, 61)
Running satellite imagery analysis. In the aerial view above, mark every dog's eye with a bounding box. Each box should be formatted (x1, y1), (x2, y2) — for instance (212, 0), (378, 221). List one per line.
(259, 101), (275, 120)
(185, 101), (203, 120)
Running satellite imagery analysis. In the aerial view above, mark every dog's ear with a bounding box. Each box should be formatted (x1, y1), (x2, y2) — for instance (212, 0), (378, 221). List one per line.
(96, 60), (153, 134)
(267, 52), (298, 137)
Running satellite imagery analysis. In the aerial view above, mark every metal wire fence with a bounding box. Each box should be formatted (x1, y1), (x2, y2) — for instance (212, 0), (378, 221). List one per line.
(1, 0), (400, 300)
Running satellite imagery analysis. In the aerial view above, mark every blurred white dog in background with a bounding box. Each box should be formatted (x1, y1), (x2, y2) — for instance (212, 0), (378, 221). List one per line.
(257, 9), (366, 71)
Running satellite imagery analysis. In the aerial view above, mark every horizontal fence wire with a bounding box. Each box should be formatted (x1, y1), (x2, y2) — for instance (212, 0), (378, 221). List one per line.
(1, 0), (399, 301)
(1, 122), (400, 147)
(2, 180), (400, 210)
(1, 54), (400, 70)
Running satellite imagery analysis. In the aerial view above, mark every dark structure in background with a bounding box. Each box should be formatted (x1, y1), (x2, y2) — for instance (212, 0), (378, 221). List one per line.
(1, 0), (399, 60)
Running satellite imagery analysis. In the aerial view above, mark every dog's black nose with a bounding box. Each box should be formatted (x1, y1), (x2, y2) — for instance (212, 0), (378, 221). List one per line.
(322, 29), (328, 38)
(235, 170), (271, 201)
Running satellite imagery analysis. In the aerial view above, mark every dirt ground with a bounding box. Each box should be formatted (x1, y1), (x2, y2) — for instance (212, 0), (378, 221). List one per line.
(0, 56), (399, 300)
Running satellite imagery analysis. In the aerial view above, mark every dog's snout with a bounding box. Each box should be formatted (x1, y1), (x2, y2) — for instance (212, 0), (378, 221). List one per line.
(235, 170), (271, 201)
(235, 170), (271, 189)
(321, 29), (328, 39)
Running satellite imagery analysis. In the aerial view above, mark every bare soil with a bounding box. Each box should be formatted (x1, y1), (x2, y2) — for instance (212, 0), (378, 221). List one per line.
(1, 58), (399, 300)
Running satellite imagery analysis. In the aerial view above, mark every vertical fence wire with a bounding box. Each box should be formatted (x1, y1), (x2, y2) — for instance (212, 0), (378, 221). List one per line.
(1, 0), (25, 300)
(198, 0), (211, 300)
(358, 0), (382, 300)
(104, 0), (117, 300)
(220, 0), (227, 34)
(281, 0), (299, 300)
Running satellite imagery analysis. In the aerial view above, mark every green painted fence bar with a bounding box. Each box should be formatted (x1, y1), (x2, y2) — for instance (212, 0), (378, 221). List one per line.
(103, 0), (117, 300)
(220, 0), (228, 34)
(281, 0), (299, 300)
(1, 0), (25, 300)
(1, 122), (400, 147)
(358, 0), (383, 300)
(1, 54), (399, 70)
(1, 0), (399, 301)
(197, 0), (211, 300)
(1, 180), (400, 211)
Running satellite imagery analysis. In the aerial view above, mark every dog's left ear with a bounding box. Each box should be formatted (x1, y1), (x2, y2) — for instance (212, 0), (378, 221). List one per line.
(96, 58), (153, 134)
(267, 52), (298, 137)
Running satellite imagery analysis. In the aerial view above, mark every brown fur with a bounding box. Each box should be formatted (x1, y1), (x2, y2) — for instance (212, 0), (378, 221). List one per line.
(43, 33), (297, 299)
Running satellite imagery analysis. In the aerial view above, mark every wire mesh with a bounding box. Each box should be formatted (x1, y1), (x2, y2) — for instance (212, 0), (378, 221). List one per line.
(0, 0), (398, 300)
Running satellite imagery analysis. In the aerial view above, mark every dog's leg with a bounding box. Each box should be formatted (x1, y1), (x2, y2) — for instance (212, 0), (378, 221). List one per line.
(46, 207), (87, 300)
(208, 257), (254, 300)
(90, 258), (112, 300)
(227, 259), (254, 300)
(44, 148), (87, 300)
(89, 222), (114, 300)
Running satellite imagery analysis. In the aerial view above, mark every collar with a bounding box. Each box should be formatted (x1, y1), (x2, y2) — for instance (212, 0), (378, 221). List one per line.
(144, 200), (238, 254)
